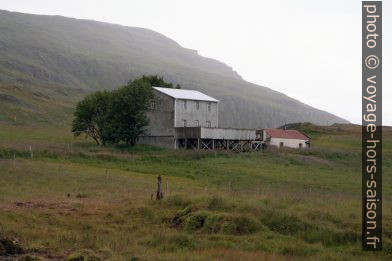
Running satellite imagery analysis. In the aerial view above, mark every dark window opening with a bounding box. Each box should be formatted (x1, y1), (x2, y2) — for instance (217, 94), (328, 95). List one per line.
(150, 100), (155, 110)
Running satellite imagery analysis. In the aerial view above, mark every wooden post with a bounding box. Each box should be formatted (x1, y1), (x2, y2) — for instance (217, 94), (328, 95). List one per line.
(166, 177), (169, 195)
(156, 175), (163, 200)
(29, 145), (33, 159)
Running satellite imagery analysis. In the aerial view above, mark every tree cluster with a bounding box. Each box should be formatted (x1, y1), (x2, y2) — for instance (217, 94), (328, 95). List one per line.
(72, 75), (179, 145)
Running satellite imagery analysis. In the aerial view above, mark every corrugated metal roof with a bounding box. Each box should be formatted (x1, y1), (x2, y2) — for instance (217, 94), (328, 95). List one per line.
(153, 87), (219, 102)
(265, 129), (310, 140)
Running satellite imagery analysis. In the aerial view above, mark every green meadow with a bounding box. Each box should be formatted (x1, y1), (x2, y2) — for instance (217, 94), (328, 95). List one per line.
(0, 123), (391, 260)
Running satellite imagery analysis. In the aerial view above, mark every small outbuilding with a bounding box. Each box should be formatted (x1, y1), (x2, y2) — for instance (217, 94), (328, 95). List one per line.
(258, 129), (310, 149)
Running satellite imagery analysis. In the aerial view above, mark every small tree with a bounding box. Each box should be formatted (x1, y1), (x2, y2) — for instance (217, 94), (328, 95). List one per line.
(136, 75), (181, 89)
(109, 80), (153, 145)
(71, 90), (112, 145)
(72, 75), (178, 146)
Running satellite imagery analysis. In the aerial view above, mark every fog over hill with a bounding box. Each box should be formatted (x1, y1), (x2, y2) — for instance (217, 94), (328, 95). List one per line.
(0, 10), (348, 128)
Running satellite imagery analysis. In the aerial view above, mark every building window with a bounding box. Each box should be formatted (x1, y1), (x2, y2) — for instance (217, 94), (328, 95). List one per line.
(182, 119), (187, 127)
(194, 120), (199, 127)
(279, 142), (284, 148)
(195, 101), (200, 110)
(182, 100), (187, 109)
(206, 121), (211, 128)
(299, 143), (303, 148)
(207, 102), (212, 112)
(150, 100), (155, 110)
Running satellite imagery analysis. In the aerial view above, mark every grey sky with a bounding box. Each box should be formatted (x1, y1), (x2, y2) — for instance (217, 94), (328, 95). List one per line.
(0, 0), (390, 125)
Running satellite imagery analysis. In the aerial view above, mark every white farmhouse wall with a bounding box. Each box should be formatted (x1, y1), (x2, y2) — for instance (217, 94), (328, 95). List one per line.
(269, 138), (308, 149)
(174, 99), (218, 128)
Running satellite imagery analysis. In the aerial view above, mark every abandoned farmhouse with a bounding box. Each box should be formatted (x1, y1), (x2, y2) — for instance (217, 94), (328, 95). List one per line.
(138, 87), (309, 151)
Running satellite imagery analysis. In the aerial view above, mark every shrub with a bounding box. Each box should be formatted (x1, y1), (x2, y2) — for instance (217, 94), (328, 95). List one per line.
(184, 212), (208, 231)
(229, 216), (259, 235)
(171, 206), (192, 227)
(203, 214), (225, 234)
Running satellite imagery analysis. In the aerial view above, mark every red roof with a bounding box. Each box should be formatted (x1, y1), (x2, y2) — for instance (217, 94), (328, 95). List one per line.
(264, 129), (310, 140)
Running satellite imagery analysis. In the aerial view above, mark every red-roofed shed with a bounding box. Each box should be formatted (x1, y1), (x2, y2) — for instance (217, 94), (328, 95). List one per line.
(257, 129), (310, 149)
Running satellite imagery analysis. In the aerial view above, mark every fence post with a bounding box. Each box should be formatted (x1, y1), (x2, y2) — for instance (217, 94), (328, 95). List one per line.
(166, 177), (169, 195)
(156, 175), (163, 200)
(29, 145), (33, 159)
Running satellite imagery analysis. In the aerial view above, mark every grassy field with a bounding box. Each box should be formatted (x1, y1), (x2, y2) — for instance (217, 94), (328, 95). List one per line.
(0, 123), (391, 260)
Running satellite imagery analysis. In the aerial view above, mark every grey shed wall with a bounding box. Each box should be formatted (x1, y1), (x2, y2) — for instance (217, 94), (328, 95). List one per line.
(145, 90), (175, 136)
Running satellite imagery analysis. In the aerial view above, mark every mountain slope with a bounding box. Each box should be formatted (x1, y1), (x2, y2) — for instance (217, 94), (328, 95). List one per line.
(0, 10), (348, 128)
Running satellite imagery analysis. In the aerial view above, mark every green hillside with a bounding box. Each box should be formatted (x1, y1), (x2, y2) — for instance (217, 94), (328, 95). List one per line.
(0, 9), (348, 129)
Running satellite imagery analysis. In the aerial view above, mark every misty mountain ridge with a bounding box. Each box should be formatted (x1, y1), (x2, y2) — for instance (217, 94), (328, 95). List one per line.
(0, 9), (348, 128)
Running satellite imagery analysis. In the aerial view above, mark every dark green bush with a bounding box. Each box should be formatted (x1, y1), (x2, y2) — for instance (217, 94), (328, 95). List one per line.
(203, 214), (225, 234)
(184, 212), (208, 231)
(171, 206), (192, 227)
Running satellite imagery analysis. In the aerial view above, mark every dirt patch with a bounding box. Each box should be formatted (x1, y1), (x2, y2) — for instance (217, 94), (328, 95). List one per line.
(0, 200), (75, 212)
(13, 201), (63, 210)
